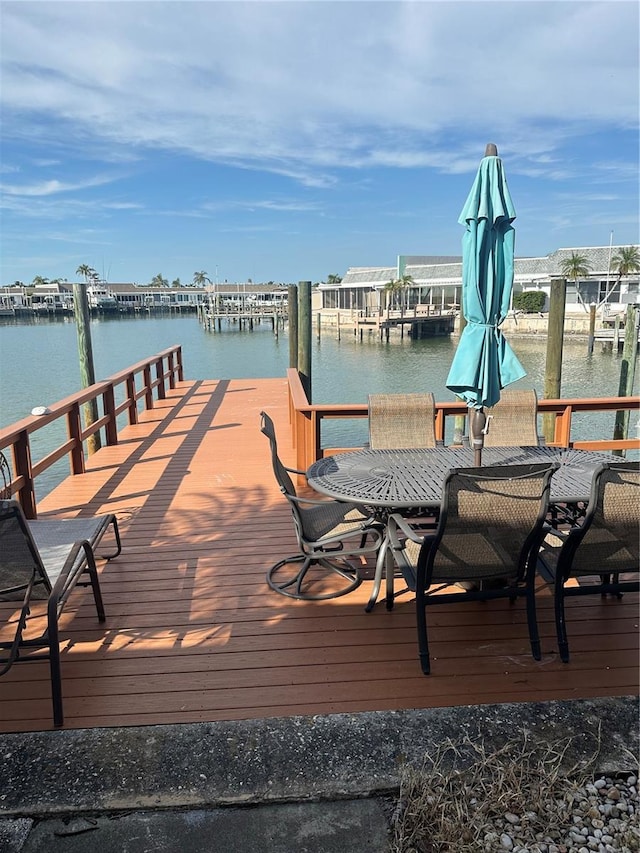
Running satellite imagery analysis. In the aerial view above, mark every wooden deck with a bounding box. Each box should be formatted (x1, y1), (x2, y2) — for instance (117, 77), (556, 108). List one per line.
(1, 378), (638, 732)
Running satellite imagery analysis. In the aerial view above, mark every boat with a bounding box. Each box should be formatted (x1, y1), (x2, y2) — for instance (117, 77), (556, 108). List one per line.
(87, 285), (118, 311)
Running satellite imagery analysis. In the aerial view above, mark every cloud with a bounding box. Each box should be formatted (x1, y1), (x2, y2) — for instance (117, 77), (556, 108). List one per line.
(1, 1), (637, 184)
(0, 175), (119, 197)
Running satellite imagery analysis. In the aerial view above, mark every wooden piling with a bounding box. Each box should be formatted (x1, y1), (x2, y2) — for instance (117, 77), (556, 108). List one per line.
(613, 304), (639, 453)
(288, 284), (298, 369)
(298, 281), (312, 401)
(73, 282), (101, 454)
(543, 277), (567, 443)
(587, 303), (596, 355)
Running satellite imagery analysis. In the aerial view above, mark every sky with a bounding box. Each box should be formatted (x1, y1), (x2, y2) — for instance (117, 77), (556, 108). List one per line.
(1, 0), (638, 287)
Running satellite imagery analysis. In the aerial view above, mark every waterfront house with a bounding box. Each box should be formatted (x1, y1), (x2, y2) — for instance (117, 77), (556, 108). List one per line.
(319, 245), (640, 319)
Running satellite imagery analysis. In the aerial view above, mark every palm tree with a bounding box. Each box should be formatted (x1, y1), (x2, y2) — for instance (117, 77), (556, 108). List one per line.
(327, 273), (342, 284)
(611, 246), (640, 283)
(192, 271), (210, 288)
(560, 252), (592, 310)
(31, 275), (49, 287)
(150, 274), (168, 288)
(384, 278), (402, 311)
(385, 274), (415, 311)
(597, 245), (640, 308)
(76, 264), (96, 283)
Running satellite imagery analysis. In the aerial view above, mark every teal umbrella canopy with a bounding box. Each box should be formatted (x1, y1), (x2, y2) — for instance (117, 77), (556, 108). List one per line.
(446, 148), (526, 411)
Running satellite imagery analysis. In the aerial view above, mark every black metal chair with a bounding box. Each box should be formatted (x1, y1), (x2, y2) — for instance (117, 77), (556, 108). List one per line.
(543, 460), (639, 663)
(0, 449), (121, 726)
(0, 450), (11, 499)
(260, 411), (383, 600)
(387, 462), (558, 674)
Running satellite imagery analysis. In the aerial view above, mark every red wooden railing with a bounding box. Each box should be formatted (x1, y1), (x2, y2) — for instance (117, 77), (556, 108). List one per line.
(286, 368), (640, 473)
(0, 346), (183, 517)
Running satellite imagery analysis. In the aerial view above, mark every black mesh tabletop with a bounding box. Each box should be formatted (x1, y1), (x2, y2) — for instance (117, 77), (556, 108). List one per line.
(307, 446), (613, 509)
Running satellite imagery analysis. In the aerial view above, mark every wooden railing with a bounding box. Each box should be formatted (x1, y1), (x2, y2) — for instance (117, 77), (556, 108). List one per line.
(0, 346), (183, 518)
(286, 368), (640, 473)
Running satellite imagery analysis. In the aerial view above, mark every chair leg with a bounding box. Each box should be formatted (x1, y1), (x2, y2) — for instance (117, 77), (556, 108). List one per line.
(101, 515), (122, 560)
(415, 586), (431, 675)
(525, 575), (541, 661)
(385, 544), (397, 612)
(555, 575), (570, 663)
(82, 543), (106, 622)
(267, 555), (361, 601)
(365, 539), (387, 612)
(47, 601), (64, 727)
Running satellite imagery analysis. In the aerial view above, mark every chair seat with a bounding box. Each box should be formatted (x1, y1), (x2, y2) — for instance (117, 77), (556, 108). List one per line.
(29, 516), (117, 589)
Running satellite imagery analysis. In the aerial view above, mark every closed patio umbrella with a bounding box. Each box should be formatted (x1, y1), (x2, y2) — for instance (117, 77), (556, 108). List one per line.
(446, 143), (526, 464)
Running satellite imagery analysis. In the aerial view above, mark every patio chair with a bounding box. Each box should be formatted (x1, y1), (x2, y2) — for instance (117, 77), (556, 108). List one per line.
(368, 392), (438, 449)
(260, 411), (384, 600)
(541, 460), (639, 663)
(387, 462), (558, 674)
(0, 497), (121, 727)
(481, 389), (542, 447)
(0, 450), (11, 499)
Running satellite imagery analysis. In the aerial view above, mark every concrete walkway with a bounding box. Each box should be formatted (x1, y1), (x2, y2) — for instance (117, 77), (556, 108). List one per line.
(2, 697), (638, 852)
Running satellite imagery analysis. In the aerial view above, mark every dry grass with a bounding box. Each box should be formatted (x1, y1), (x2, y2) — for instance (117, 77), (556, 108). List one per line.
(388, 727), (635, 853)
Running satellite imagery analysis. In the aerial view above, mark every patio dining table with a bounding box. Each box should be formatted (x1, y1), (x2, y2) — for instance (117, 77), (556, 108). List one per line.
(307, 445), (613, 610)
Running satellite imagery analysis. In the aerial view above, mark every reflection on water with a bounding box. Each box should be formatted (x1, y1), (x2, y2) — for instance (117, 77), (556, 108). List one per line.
(1, 314), (637, 496)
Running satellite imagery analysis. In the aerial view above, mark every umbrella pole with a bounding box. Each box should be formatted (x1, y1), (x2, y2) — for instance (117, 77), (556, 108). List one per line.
(470, 407), (486, 466)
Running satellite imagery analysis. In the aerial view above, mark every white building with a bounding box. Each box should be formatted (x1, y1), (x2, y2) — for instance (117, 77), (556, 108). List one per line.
(319, 246), (639, 317)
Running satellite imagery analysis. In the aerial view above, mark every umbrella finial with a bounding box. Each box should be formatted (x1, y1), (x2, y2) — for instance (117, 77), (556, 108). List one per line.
(485, 143), (498, 157)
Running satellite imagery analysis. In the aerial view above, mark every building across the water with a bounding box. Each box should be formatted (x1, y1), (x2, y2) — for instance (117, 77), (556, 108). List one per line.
(1, 281), (290, 316)
(317, 245), (640, 317)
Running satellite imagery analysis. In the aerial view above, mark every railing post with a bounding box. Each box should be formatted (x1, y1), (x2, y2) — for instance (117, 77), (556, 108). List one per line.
(553, 405), (573, 447)
(14, 432), (37, 519)
(155, 358), (166, 399)
(103, 385), (118, 445)
(126, 373), (138, 425)
(144, 365), (153, 410)
(176, 346), (184, 382)
(167, 352), (176, 389)
(67, 402), (86, 475)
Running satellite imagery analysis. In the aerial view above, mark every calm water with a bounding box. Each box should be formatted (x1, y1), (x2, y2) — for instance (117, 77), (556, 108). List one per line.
(0, 313), (637, 496)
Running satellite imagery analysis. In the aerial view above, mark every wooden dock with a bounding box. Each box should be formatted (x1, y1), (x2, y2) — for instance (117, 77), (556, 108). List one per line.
(1, 377), (638, 733)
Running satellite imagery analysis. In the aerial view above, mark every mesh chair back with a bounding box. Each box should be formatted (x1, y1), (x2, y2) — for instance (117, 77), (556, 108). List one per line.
(260, 411), (297, 497)
(427, 462), (556, 584)
(564, 461), (639, 578)
(0, 452), (11, 499)
(368, 393), (436, 449)
(0, 500), (51, 599)
(482, 389), (540, 447)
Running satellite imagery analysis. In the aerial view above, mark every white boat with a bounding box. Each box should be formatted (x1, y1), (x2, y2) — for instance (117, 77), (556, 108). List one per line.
(87, 285), (118, 311)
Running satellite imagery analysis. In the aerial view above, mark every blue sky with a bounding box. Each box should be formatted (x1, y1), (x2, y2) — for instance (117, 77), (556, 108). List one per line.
(1, 0), (638, 286)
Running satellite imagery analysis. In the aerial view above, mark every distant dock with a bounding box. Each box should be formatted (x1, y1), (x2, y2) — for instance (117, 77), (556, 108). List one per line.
(317, 307), (456, 340)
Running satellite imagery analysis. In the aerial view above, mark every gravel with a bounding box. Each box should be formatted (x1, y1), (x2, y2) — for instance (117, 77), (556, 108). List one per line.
(389, 735), (639, 853)
(476, 773), (638, 853)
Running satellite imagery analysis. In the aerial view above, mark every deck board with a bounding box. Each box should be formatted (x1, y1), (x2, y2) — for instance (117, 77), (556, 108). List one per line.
(1, 377), (638, 732)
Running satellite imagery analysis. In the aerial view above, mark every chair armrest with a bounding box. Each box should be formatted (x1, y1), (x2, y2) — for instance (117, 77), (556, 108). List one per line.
(387, 513), (432, 550)
(49, 539), (98, 612)
(283, 464), (308, 476)
(287, 493), (356, 509)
